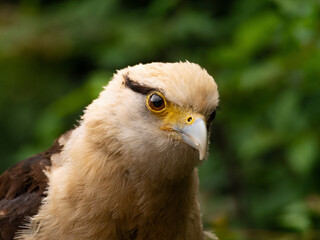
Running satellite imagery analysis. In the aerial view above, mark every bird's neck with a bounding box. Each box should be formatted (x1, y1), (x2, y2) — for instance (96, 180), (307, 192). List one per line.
(57, 131), (199, 238)
(29, 127), (202, 239)
(67, 135), (198, 214)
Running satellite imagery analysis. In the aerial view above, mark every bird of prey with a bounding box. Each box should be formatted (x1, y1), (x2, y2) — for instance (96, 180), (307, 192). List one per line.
(0, 62), (219, 240)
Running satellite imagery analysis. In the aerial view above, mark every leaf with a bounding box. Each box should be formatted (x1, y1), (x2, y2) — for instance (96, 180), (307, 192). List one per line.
(286, 134), (318, 175)
(277, 201), (311, 232)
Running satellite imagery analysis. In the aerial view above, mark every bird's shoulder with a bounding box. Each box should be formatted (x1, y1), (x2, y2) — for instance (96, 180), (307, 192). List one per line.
(0, 130), (72, 240)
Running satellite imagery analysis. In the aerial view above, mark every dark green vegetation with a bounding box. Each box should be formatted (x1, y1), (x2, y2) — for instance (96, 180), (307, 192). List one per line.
(0, 0), (319, 239)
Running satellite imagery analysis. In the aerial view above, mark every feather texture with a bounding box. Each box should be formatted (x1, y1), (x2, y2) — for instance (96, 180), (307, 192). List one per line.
(0, 133), (70, 240)
(0, 62), (219, 240)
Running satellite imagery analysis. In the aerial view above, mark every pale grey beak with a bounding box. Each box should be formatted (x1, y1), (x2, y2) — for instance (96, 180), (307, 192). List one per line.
(175, 118), (208, 160)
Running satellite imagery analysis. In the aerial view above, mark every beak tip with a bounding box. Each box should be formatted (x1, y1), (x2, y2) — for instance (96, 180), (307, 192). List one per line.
(179, 118), (208, 161)
(199, 147), (207, 161)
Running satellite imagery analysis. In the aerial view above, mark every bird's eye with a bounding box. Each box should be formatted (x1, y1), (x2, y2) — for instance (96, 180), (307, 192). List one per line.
(147, 93), (166, 112)
(207, 110), (216, 124)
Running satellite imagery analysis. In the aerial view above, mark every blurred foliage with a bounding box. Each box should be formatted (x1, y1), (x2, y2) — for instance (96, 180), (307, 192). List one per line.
(0, 0), (320, 239)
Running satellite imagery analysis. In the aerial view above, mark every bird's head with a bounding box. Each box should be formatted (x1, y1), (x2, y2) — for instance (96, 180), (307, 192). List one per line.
(82, 62), (219, 179)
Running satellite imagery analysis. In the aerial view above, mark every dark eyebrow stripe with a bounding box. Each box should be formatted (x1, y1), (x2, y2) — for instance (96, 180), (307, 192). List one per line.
(124, 74), (156, 95)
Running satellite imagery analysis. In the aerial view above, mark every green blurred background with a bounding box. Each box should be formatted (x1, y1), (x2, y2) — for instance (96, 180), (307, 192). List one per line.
(0, 0), (319, 239)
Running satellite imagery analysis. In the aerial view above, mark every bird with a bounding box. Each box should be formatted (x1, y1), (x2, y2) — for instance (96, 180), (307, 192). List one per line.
(0, 62), (219, 240)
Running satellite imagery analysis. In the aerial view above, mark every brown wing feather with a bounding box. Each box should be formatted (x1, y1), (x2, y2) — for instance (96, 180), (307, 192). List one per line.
(0, 131), (70, 240)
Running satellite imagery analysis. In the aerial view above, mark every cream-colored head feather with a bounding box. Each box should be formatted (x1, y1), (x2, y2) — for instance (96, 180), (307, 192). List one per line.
(82, 61), (219, 179)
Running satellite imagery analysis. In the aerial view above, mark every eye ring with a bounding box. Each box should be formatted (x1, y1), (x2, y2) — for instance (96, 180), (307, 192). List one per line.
(146, 92), (166, 112)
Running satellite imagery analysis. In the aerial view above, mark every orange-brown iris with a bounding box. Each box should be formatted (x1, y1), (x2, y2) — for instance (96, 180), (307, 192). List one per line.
(147, 93), (166, 112)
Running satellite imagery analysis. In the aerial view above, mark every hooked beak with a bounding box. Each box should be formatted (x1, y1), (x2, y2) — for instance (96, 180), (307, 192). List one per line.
(174, 118), (208, 160)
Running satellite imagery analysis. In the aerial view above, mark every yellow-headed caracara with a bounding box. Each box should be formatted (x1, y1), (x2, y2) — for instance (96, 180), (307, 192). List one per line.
(0, 62), (219, 240)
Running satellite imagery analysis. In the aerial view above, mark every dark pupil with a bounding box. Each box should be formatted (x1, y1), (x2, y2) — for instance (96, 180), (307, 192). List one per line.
(150, 94), (163, 108)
